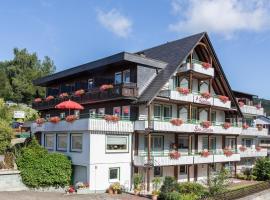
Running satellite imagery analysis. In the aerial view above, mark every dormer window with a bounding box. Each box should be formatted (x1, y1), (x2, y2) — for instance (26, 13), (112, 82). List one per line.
(115, 72), (122, 84)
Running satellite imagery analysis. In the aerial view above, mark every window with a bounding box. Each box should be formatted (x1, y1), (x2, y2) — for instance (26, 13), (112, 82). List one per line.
(179, 165), (187, 175)
(123, 69), (130, 83)
(122, 106), (130, 119)
(106, 135), (129, 153)
(145, 135), (164, 152)
(226, 138), (236, 149)
(163, 105), (172, 120)
(44, 134), (54, 150)
(88, 78), (94, 89)
(154, 104), (162, 120)
(57, 134), (67, 151)
(178, 137), (188, 149)
(74, 110), (80, 118)
(45, 114), (50, 120)
(109, 167), (120, 182)
(211, 111), (216, 124)
(113, 107), (121, 117)
(202, 137), (216, 151)
(98, 108), (105, 116)
(191, 107), (198, 121)
(114, 72), (122, 84)
(60, 112), (65, 119)
(70, 134), (83, 152)
(242, 139), (253, 148)
(154, 166), (163, 177)
(89, 109), (96, 117)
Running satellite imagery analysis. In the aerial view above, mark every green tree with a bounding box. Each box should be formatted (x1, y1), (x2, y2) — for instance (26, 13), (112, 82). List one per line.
(253, 157), (270, 181)
(208, 169), (229, 196)
(0, 120), (13, 154)
(0, 48), (55, 104)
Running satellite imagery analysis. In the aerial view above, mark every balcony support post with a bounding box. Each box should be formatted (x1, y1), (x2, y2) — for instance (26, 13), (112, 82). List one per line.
(207, 164), (210, 185)
(134, 132), (139, 156)
(174, 166), (178, 180)
(189, 73), (193, 91)
(194, 164), (198, 182)
(187, 165), (190, 182)
(146, 104), (152, 192)
(188, 104), (192, 121)
(208, 107), (212, 122)
(188, 135), (192, 155)
(208, 134), (211, 152)
(235, 136), (238, 153)
(195, 134), (198, 154)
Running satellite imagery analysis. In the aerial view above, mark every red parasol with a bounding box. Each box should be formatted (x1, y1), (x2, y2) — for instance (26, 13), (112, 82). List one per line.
(55, 100), (84, 115)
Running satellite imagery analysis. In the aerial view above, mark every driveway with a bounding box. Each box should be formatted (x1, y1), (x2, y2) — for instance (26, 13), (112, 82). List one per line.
(0, 191), (149, 200)
(238, 189), (270, 200)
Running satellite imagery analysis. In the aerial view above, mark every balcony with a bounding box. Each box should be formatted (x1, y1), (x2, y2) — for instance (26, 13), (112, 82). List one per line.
(159, 90), (231, 109)
(32, 83), (138, 110)
(239, 148), (267, 158)
(178, 60), (214, 77)
(134, 120), (242, 135)
(31, 116), (134, 133)
(241, 127), (268, 137)
(134, 151), (240, 167)
(240, 105), (264, 116)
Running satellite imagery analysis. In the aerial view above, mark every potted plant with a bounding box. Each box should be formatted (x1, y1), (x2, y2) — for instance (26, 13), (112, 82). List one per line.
(242, 123), (249, 129)
(170, 118), (183, 126)
(34, 98), (42, 103)
(133, 173), (143, 195)
(111, 182), (121, 194)
(201, 92), (211, 99)
(100, 84), (114, 92)
(66, 185), (75, 194)
(239, 146), (246, 152)
(66, 115), (77, 123)
(201, 121), (211, 128)
(223, 148), (233, 157)
(219, 95), (229, 103)
(49, 116), (61, 123)
(59, 92), (68, 98)
(202, 62), (211, 69)
(200, 150), (210, 157)
(75, 89), (85, 96)
(104, 115), (120, 122)
(152, 177), (161, 200)
(107, 186), (114, 195)
(256, 146), (262, 151)
(45, 95), (54, 102)
(222, 122), (231, 129)
(169, 151), (181, 159)
(177, 87), (189, 95)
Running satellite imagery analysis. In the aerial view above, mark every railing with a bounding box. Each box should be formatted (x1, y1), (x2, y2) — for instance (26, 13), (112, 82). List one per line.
(32, 83), (138, 110)
(177, 59), (214, 76)
(240, 104), (264, 115)
(158, 90), (231, 109)
(241, 127), (268, 136)
(239, 148), (267, 157)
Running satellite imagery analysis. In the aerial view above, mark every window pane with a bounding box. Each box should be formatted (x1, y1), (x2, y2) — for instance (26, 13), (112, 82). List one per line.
(115, 72), (122, 84)
(122, 106), (130, 118)
(179, 137), (188, 149)
(106, 136), (128, 152)
(163, 106), (171, 120)
(154, 105), (161, 120)
(154, 166), (162, 177)
(113, 107), (121, 116)
(71, 134), (82, 151)
(123, 70), (130, 83)
(98, 108), (105, 116)
(57, 134), (67, 150)
(45, 134), (54, 149)
(109, 168), (119, 180)
(202, 137), (208, 150)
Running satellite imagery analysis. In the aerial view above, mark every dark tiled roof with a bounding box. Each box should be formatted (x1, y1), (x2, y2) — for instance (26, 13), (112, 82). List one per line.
(136, 32), (205, 103)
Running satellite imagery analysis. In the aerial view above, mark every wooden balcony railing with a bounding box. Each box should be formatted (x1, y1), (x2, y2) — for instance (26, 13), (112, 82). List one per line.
(32, 83), (138, 110)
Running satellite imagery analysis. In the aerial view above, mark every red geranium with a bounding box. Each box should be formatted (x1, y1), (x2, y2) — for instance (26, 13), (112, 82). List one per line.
(256, 105), (261, 109)
(170, 118), (183, 126)
(242, 123), (249, 129)
(238, 102), (245, 107)
(222, 122), (231, 129)
(36, 118), (45, 125)
(177, 87), (190, 95)
(201, 92), (211, 99)
(100, 84), (114, 92)
(256, 146), (262, 151)
(104, 115), (120, 122)
(45, 95), (54, 102)
(223, 148), (233, 157)
(201, 121), (211, 128)
(75, 89), (85, 96)
(34, 98), (42, 103)
(219, 95), (229, 103)
(49, 116), (61, 123)
(59, 92), (68, 98)
(65, 115), (77, 123)
(169, 151), (181, 159)
(202, 62), (211, 69)
(239, 146), (246, 152)
(201, 150), (210, 157)
(68, 186), (75, 193)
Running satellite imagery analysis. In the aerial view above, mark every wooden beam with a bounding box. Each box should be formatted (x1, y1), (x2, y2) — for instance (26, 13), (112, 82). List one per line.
(187, 165), (190, 182)
(146, 104), (152, 192)
(188, 135), (192, 155)
(174, 166), (178, 180)
(194, 164), (198, 182)
(134, 132), (139, 156)
(195, 134), (198, 153)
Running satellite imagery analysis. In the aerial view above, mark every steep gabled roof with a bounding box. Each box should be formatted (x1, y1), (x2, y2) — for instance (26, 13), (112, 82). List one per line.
(136, 32), (205, 103)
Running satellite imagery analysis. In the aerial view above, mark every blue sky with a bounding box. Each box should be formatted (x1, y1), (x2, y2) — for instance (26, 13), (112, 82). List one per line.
(1, 0), (270, 98)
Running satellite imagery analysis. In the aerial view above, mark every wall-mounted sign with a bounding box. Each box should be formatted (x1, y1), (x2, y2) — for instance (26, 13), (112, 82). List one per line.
(13, 111), (25, 119)
(194, 125), (214, 133)
(194, 95), (212, 105)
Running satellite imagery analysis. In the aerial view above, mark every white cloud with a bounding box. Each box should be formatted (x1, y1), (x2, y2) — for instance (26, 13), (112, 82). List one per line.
(97, 9), (132, 38)
(169, 0), (270, 39)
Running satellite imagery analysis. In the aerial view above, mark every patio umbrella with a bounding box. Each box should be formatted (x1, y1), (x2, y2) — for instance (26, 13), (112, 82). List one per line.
(55, 100), (84, 115)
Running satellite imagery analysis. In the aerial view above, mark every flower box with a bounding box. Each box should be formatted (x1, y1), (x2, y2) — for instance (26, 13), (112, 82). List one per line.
(45, 96), (54, 102)
(104, 115), (120, 122)
(75, 89), (85, 96)
(65, 115), (77, 123)
(218, 95), (229, 103)
(169, 151), (181, 159)
(170, 118), (183, 126)
(59, 92), (68, 98)
(36, 118), (45, 125)
(200, 150), (210, 157)
(100, 84), (114, 92)
(201, 121), (211, 128)
(242, 123), (249, 129)
(202, 62), (211, 69)
(222, 122), (231, 129)
(176, 87), (189, 95)
(256, 146), (262, 151)
(49, 116), (61, 123)
(223, 149), (233, 157)
(34, 98), (42, 103)
(238, 102), (244, 107)
(239, 146), (246, 152)
(201, 92), (211, 99)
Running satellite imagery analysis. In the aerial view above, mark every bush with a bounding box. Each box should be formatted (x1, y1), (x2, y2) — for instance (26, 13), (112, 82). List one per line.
(16, 139), (72, 188)
(180, 194), (198, 200)
(160, 191), (182, 200)
(0, 120), (13, 154)
(236, 173), (247, 180)
(160, 176), (178, 193)
(133, 173), (143, 191)
(177, 182), (205, 197)
(208, 169), (229, 196)
(253, 157), (270, 181)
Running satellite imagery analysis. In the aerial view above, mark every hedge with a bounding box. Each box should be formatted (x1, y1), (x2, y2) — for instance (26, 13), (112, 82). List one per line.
(16, 140), (72, 188)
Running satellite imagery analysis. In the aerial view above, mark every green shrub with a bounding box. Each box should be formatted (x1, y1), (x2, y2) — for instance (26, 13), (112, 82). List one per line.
(180, 194), (198, 200)
(208, 169), (229, 196)
(160, 176), (178, 193)
(160, 191), (181, 200)
(16, 139), (72, 188)
(253, 157), (270, 181)
(177, 182), (205, 197)
(236, 173), (247, 180)
(133, 173), (143, 191)
(0, 120), (12, 154)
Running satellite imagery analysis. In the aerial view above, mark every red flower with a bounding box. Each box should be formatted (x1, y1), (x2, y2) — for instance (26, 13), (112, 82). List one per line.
(65, 115), (77, 123)
(75, 89), (85, 96)
(201, 121), (211, 128)
(256, 146), (262, 151)
(34, 98), (42, 103)
(36, 118), (45, 125)
(242, 123), (249, 129)
(169, 151), (181, 159)
(59, 92), (68, 98)
(201, 92), (211, 99)
(104, 115), (120, 122)
(239, 146), (246, 152)
(45, 95), (54, 102)
(49, 116), (61, 123)
(123, 107), (129, 114)
(202, 62), (211, 69)
(170, 118), (183, 126)
(222, 122), (231, 129)
(114, 108), (120, 114)
(68, 186), (75, 193)
(100, 84), (114, 92)
(201, 150), (210, 157)
(219, 95), (229, 103)
(177, 87), (190, 95)
(238, 102), (245, 107)
(256, 105), (261, 109)
(223, 148), (233, 157)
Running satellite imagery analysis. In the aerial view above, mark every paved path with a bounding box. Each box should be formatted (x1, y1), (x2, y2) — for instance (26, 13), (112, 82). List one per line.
(0, 191), (148, 200)
(238, 189), (270, 200)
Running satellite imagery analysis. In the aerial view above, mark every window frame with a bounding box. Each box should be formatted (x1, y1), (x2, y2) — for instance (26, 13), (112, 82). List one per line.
(109, 167), (120, 182)
(98, 108), (105, 117)
(179, 165), (187, 175)
(106, 135), (129, 153)
(114, 72), (122, 84)
(89, 109), (96, 117)
(56, 133), (68, 151)
(113, 106), (121, 117)
(44, 133), (54, 150)
(154, 166), (163, 177)
(70, 133), (83, 152)
(123, 69), (130, 83)
(122, 106), (130, 120)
